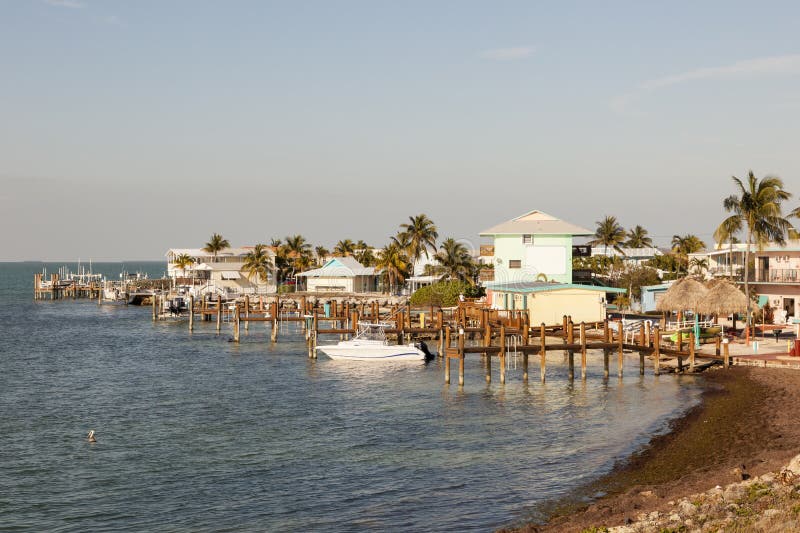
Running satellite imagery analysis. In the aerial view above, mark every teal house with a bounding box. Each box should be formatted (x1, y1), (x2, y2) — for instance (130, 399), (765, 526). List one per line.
(480, 210), (593, 284)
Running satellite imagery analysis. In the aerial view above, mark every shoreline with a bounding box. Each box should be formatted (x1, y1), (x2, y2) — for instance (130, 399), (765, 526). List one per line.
(509, 366), (800, 532)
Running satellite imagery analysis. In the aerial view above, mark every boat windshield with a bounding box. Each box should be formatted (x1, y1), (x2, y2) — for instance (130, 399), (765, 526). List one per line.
(354, 322), (390, 341)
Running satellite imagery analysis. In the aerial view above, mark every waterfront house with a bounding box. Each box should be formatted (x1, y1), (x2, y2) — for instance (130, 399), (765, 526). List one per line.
(166, 247), (277, 295)
(640, 281), (676, 313)
(748, 241), (800, 322)
(688, 243), (750, 280)
(297, 257), (377, 293)
(486, 281), (627, 325)
(479, 210), (593, 284)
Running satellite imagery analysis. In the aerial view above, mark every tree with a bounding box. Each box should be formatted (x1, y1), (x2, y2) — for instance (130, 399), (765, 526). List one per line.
(713, 216), (743, 277)
(671, 234), (706, 273)
(433, 238), (477, 285)
(400, 214), (438, 264)
(588, 216), (626, 255)
(625, 225), (653, 248)
(284, 234), (312, 281)
(241, 244), (274, 288)
(720, 171), (795, 326)
(173, 253), (195, 278)
(203, 233), (230, 259)
(333, 239), (356, 257)
(314, 246), (329, 265)
(375, 240), (409, 294)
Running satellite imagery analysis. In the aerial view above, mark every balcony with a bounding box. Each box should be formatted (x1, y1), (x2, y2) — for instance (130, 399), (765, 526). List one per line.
(756, 268), (800, 283)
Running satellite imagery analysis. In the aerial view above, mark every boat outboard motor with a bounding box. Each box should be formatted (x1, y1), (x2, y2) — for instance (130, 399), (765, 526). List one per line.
(416, 340), (436, 362)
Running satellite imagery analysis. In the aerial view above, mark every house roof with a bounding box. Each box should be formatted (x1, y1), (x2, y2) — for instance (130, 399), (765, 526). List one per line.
(297, 257), (375, 278)
(479, 210), (592, 237)
(485, 281), (627, 294)
(166, 246), (273, 258)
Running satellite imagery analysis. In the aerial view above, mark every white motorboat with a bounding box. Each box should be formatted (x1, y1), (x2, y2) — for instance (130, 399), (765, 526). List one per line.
(316, 322), (431, 362)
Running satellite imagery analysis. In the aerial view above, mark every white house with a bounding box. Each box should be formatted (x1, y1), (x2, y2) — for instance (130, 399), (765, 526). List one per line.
(297, 257), (377, 293)
(479, 210), (593, 284)
(166, 246), (277, 295)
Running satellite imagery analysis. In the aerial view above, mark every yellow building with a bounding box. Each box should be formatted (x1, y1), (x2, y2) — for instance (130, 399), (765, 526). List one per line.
(486, 282), (627, 325)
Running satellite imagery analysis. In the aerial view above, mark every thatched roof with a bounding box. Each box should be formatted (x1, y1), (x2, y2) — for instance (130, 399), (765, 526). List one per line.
(696, 281), (748, 316)
(656, 277), (709, 312)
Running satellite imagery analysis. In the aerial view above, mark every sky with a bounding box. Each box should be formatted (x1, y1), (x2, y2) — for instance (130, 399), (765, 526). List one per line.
(2, 1), (800, 260)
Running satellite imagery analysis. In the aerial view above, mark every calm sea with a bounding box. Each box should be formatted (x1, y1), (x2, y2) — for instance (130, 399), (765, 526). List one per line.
(0, 262), (703, 532)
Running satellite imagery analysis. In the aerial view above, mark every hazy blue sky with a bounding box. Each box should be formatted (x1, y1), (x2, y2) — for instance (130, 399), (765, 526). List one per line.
(3, 1), (800, 260)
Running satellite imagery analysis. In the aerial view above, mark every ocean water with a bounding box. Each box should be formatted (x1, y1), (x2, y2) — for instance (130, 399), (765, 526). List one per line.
(0, 262), (703, 532)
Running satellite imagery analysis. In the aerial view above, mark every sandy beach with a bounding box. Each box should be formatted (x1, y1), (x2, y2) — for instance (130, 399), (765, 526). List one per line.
(508, 365), (800, 532)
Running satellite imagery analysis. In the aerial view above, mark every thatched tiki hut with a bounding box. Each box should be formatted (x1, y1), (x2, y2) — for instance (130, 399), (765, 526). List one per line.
(656, 278), (709, 347)
(697, 280), (748, 332)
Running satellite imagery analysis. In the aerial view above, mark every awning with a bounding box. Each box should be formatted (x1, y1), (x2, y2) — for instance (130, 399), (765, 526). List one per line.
(221, 272), (241, 280)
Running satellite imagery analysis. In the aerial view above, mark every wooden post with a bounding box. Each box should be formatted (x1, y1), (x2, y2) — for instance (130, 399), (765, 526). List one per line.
(216, 295), (222, 332)
(152, 292), (157, 321)
(397, 310), (405, 345)
(484, 323), (492, 384)
(567, 320), (575, 380)
(271, 301), (278, 342)
(499, 325), (506, 384)
(580, 322), (587, 380)
(654, 327), (661, 375)
(715, 335), (721, 356)
(618, 320), (624, 378)
(689, 331), (696, 371)
(603, 320), (610, 378)
(723, 340), (730, 368)
(677, 330), (683, 352)
(540, 323), (547, 383)
(244, 296), (250, 331)
(458, 329), (465, 387)
(444, 327), (451, 384)
(233, 305), (240, 343)
(189, 295), (194, 331)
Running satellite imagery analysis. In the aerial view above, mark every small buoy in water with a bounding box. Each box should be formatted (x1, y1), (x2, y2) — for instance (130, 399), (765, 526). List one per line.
(87, 430), (96, 443)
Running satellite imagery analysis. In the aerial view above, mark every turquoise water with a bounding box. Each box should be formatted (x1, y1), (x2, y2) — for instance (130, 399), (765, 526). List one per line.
(0, 262), (703, 531)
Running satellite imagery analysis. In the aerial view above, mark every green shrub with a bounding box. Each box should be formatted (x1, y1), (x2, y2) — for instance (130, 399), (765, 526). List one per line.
(410, 281), (470, 307)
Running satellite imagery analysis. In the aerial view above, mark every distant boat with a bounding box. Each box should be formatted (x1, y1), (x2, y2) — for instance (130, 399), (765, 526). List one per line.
(316, 322), (426, 362)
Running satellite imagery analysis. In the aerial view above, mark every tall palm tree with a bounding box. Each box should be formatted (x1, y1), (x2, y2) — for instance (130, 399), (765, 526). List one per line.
(203, 233), (230, 260)
(400, 214), (438, 264)
(720, 171), (794, 324)
(241, 244), (274, 288)
(434, 238), (477, 285)
(714, 216), (743, 277)
(671, 234), (706, 273)
(625, 225), (653, 248)
(284, 234), (312, 282)
(588, 216), (626, 255)
(375, 240), (409, 294)
(333, 239), (356, 257)
(173, 253), (195, 278)
(314, 246), (329, 265)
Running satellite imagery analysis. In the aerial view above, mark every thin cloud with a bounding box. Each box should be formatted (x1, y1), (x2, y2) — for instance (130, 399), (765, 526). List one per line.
(613, 54), (800, 112)
(479, 46), (536, 61)
(44, 0), (87, 8)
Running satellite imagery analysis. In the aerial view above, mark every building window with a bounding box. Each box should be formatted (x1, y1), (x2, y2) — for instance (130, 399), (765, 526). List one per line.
(522, 234), (532, 245)
(509, 260), (522, 269)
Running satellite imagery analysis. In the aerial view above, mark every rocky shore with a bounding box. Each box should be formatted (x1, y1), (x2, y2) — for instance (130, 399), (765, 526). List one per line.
(512, 367), (800, 532)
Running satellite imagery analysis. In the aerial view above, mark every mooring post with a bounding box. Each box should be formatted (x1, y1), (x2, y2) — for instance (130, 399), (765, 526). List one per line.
(444, 326), (452, 384)
(689, 331), (696, 371)
(654, 327), (661, 375)
(715, 335), (721, 356)
(484, 323), (492, 384)
(677, 330), (683, 352)
(152, 292), (157, 321)
(603, 320), (610, 378)
(499, 325), (506, 384)
(567, 320), (575, 380)
(271, 301), (279, 342)
(618, 320), (624, 378)
(539, 323), (547, 383)
(189, 295), (194, 331)
(233, 304), (240, 343)
(216, 295), (222, 332)
(458, 328), (465, 387)
(723, 339), (730, 368)
(244, 296), (250, 332)
(580, 322), (587, 380)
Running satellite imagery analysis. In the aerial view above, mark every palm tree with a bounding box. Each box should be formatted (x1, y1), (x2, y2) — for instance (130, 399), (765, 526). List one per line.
(333, 239), (356, 257)
(400, 214), (438, 265)
(720, 171), (795, 325)
(375, 240), (409, 294)
(284, 234), (312, 283)
(714, 216), (743, 277)
(671, 234), (706, 273)
(434, 238), (477, 285)
(625, 225), (653, 248)
(588, 216), (626, 256)
(203, 233), (230, 260)
(314, 246), (329, 265)
(173, 253), (195, 278)
(241, 244), (274, 289)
